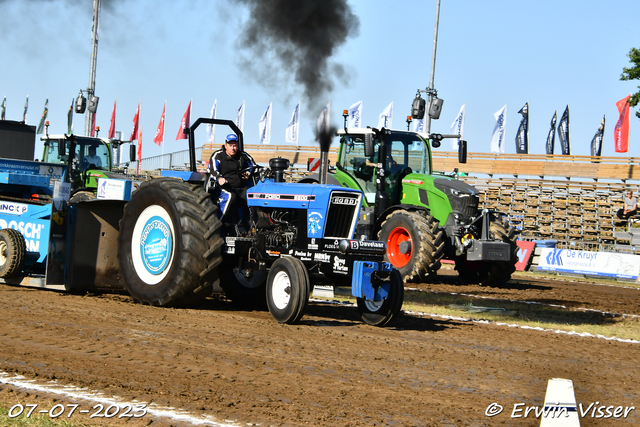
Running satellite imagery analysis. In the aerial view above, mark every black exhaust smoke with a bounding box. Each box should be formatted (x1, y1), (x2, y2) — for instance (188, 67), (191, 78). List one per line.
(232, 0), (359, 113)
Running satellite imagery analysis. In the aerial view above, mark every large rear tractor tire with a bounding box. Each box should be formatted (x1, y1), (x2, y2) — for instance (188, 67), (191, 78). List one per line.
(356, 269), (404, 327)
(117, 178), (223, 307)
(378, 210), (444, 283)
(454, 215), (518, 286)
(266, 257), (310, 324)
(0, 229), (26, 278)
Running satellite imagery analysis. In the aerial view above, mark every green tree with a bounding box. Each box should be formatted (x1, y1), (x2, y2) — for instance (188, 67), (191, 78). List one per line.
(621, 47), (640, 119)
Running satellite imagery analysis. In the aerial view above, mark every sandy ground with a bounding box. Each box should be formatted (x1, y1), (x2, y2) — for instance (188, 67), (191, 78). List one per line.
(0, 271), (638, 427)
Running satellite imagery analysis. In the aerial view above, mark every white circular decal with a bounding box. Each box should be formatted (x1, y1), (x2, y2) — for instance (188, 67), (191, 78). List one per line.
(131, 205), (175, 285)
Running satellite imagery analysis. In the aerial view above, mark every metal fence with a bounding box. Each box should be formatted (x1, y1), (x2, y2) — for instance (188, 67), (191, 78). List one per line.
(120, 146), (204, 171)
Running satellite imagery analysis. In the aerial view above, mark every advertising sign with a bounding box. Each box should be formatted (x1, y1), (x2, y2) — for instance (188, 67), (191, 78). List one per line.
(515, 240), (535, 271)
(537, 248), (640, 280)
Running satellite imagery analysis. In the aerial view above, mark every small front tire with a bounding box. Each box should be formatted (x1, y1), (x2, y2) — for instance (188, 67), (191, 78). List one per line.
(357, 269), (404, 327)
(266, 257), (310, 324)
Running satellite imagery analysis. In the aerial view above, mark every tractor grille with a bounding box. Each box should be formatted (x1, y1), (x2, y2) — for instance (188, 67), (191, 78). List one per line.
(324, 191), (361, 238)
(450, 194), (479, 218)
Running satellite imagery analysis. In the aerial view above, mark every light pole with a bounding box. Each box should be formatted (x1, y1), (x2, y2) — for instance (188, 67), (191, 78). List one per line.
(425, 0), (441, 135)
(83, 0), (101, 136)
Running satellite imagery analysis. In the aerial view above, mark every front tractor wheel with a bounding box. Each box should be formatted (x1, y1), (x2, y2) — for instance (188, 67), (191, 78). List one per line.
(378, 210), (445, 283)
(357, 269), (404, 327)
(266, 257), (310, 324)
(454, 216), (518, 286)
(117, 178), (223, 307)
(0, 229), (26, 278)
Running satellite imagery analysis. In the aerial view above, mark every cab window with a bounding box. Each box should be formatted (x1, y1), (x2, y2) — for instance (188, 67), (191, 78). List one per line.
(337, 135), (376, 194)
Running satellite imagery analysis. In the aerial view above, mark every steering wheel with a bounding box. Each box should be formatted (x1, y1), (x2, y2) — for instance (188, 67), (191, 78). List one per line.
(238, 165), (266, 184)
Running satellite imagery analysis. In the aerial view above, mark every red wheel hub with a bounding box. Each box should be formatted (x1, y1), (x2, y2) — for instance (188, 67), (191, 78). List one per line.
(386, 226), (412, 268)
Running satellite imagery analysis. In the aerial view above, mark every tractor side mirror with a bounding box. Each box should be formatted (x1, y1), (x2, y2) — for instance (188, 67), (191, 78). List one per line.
(129, 144), (136, 162)
(458, 140), (467, 164)
(364, 133), (375, 158)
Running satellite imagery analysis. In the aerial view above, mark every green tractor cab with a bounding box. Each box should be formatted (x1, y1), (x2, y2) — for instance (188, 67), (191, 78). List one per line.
(41, 134), (134, 202)
(326, 127), (517, 285)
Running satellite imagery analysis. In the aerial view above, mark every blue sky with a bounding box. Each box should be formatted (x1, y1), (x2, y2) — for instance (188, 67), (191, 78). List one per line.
(1, 0), (639, 161)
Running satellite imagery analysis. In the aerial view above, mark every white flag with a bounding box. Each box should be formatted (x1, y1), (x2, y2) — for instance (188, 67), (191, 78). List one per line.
(236, 100), (245, 132)
(259, 102), (272, 145)
(348, 101), (363, 128)
(206, 99), (217, 144)
(490, 105), (507, 154)
(285, 101), (300, 144)
(377, 102), (393, 129)
(412, 116), (425, 133)
(450, 104), (465, 150)
(317, 102), (331, 135)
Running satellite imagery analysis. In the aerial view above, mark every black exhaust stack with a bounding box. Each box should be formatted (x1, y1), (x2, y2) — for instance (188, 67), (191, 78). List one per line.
(317, 128), (335, 185)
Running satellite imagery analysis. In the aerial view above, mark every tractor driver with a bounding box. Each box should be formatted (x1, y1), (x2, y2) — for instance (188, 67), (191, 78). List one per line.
(206, 134), (257, 230)
(82, 145), (103, 170)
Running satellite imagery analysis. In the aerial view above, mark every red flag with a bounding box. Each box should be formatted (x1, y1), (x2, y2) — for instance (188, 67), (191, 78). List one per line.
(614, 95), (631, 153)
(108, 99), (116, 139)
(153, 102), (165, 146)
(91, 112), (97, 137)
(176, 100), (191, 140)
(130, 101), (140, 141)
(137, 127), (142, 174)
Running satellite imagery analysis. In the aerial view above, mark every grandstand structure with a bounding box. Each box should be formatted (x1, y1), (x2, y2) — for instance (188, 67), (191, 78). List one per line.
(201, 144), (640, 250)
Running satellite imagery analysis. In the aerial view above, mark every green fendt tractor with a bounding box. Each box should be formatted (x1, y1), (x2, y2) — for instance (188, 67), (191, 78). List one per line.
(303, 126), (517, 285)
(41, 134), (136, 202)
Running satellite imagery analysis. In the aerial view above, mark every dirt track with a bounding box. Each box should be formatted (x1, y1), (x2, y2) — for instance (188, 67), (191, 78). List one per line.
(0, 272), (638, 426)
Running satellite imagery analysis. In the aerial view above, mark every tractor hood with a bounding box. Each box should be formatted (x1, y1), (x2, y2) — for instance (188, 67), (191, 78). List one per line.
(433, 178), (480, 220)
(433, 178), (478, 197)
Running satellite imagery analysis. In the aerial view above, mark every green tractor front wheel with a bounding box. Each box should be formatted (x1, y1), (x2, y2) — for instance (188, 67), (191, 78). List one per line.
(378, 210), (445, 283)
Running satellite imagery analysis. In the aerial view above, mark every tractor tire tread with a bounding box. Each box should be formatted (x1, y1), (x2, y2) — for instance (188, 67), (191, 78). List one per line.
(0, 228), (26, 278)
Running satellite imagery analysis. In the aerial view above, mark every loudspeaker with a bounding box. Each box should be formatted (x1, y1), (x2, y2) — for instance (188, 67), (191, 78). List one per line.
(87, 95), (99, 113)
(411, 97), (426, 120)
(428, 98), (443, 120)
(75, 94), (86, 114)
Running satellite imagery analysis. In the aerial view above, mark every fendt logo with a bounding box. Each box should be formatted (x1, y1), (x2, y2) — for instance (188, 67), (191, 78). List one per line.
(546, 249), (563, 266)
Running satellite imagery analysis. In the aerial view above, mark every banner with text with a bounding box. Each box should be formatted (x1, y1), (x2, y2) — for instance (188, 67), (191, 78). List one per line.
(537, 248), (640, 280)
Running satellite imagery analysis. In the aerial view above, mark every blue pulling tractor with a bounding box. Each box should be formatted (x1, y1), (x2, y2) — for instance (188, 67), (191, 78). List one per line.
(0, 119), (404, 326)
